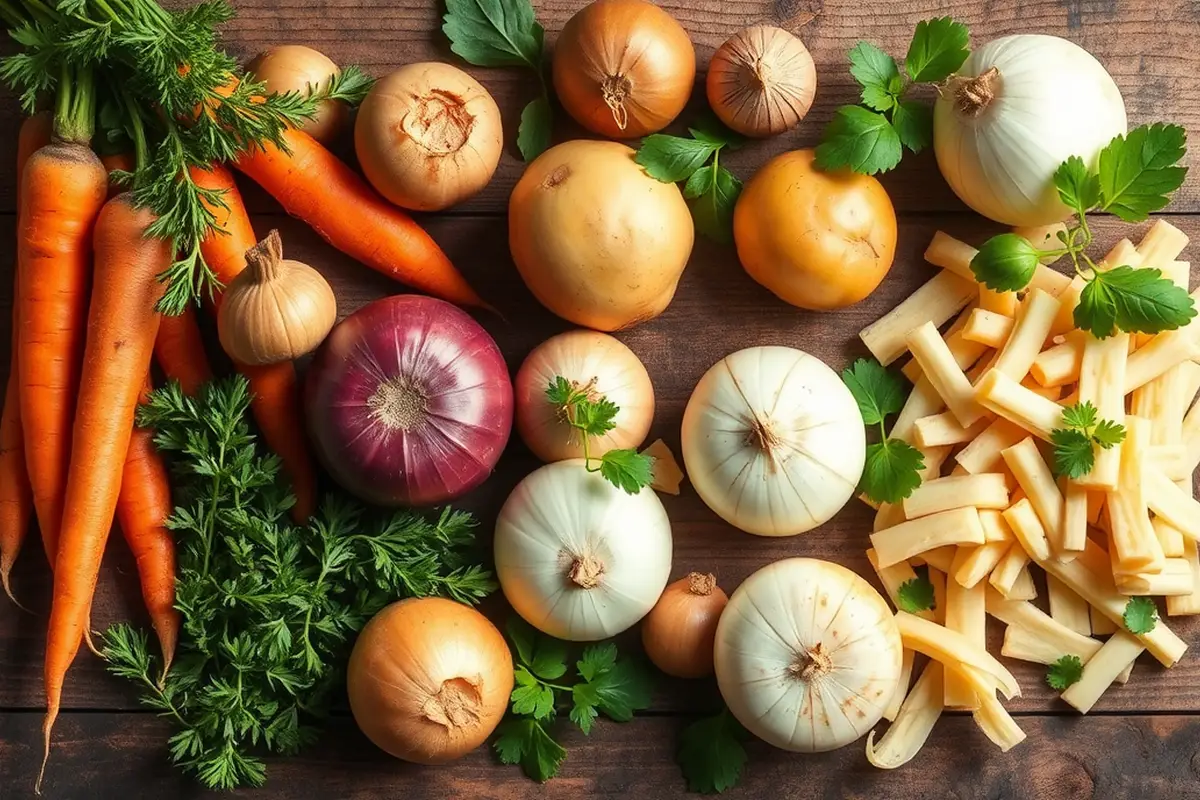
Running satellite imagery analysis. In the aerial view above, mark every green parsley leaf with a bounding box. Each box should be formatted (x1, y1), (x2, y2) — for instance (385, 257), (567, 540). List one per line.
(841, 359), (908, 426)
(1123, 596), (1158, 635)
(1050, 428), (1095, 480)
(494, 718), (567, 782)
(815, 106), (903, 175)
(547, 377), (653, 492)
(892, 99), (933, 153)
(518, 95), (553, 162)
(848, 42), (902, 112)
(578, 642), (618, 682)
(570, 643), (653, 734)
(685, 164), (742, 245)
(861, 438), (925, 504)
(635, 134), (719, 183)
(677, 709), (749, 794)
(1053, 155), (1101, 214)
(443, 0), (544, 69)
(1046, 655), (1084, 691)
(507, 617), (568, 681)
(599, 449), (656, 495)
(904, 17), (971, 83)
(1075, 266), (1196, 338)
(689, 117), (744, 149)
(511, 667), (556, 720)
(1092, 419), (1127, 449)
(1060, 401), (1099, 430)
(1097, 123), (1189, 222)
(970, 233), (1041, 292)
(897, 576), (936, 613)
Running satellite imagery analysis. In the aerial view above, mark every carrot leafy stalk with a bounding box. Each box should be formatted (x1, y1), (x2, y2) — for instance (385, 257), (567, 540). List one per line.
(545, 377), (654, 494)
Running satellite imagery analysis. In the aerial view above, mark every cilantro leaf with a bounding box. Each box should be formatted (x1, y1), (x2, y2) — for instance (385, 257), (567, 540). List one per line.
(511, 667), (556, 720)
(1123, 596), (1158, 635)
(517, 95), (553, 162)
(685, 164), (742, 245)
(1050, 428), (1095, 480)
(1075, 266), (1196, 338)
(1054, 155), (1101, 214)
(1046, 655), (1084, 691)
(897, 576), (936, 613)
(970, 233), (1041, 292)
(599, 449), (655, 495)
(636, 134), (719, 183)
(861, 438), (925, 504)
(442, 0), (544, 70)
(814, 106), (903, 175)
(841, 359), (908, 426)
(892, 99), (933, 154)
(849, 42), (902, 112)
(677, 709), (749, 794)
(1092, 419), (1127, 449)
(494, 718), (567, 782)
(904, 17), (971, 83)
(1097, 123), (1188, 222)
(1060, 401), (1099, 430)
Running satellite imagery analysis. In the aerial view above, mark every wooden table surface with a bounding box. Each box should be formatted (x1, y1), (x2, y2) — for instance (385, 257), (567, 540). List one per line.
(3, 1), (1200, 797)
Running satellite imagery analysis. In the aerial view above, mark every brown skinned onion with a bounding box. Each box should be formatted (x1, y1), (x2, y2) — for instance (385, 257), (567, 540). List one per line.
(706, 26), (816, 138)
(641, 572), (728, 678)
(247, 45), (347, 143)
(347, 597), (513, 764)
(552, 0), (696, 139)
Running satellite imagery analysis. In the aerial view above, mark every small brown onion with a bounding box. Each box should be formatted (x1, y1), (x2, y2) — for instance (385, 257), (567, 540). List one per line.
(552, 0), (696, 139)
(347, 597), (514, 764)
(247, 45), (347, 143)
(217, 230), (336, 365)
(641, 572), (728, 678)
(706, 25), (816, 138)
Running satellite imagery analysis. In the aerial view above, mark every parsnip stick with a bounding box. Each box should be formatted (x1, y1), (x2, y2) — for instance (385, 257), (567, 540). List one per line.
(1030, 331), (1085, 388)
(923, 231), (977, 280)
(963, 308), (1015, 348)
(1047, 573), (1092, 636)
(1001, 439), (1064, 552)
(1149, 445), (1192, 482)
(1131, 263), (1191, 445)
(956, 418), (1027, 474)
(873, 502), (907, 533)
(1091, 605), (1118, 635)
(882, 647), (916, 723)
(1009, 565), (1038, 600)
(943, 578), (986, 709)
(861, 270), (978, 366)
(1125, 324), (1200, 395)
(1074, 332), (1129, 489)
(867, 548), (936, 622)
(1134, 219), (1190, 267)
(902, 328), (989, 384)
(986, 589), (1101, 663)
(989, 544), (1030, 597)
(1002, 497), (1052, 562)
(917, 445), (954, 482)
(902, 474), (1010, 519)
(980, 287), (1019, 317)
(865, 661), (944, 770)
(871, 508), (986, 568)
(1060, 631), (1144, 714)
(993, 289), (1061, 382)
(1167, 538), (1200, 617)
(1000, 624), (1101, 666)
(1019, 376), (1064, 402)
(907, 322), (988, 427)
(894, 612), (1020, 699)
(1181, 360), (1200, 410)
(975, 370), (1064, 441)
(1114, 558), (1194, 596)
(1143, 466), (1200, 541)
(1153, 516), (1186, 559)
(970, 674), (1026, 752)
(890, 377), (945, 443)
(954, 541), (1011, 588)
(916, 545), (959, 574)
(1106, 417), (1164, 575)
(913, 412), (990, 448)
(1186, 396), (1200, 475)
(1062, 481), (1089, 555)
(979, 510), (1015, 543)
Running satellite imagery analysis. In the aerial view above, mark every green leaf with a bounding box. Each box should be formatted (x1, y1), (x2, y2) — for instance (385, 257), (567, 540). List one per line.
(1053, 155), (1101, 214)
(517, 95), (553, 162)
(861, 438), (925, 504)
(577, 643), (618, 683)
(635, 134), (719, 183)
(511, 667), (556, 720)
(1075, 266), (1196, 338)
(1097, 123), (1188, 222)
(677, 709), (749, 794)
(904, 17), (971, 83)
(970, 233), (1041, 292)
(569, 684), (600, 734)
(442, 0), (544, 69)
(892, 100), (933, 154)
(848, 41), (902, 112)
(527, 633), (569, 681)
(1050, 428), (1095, 480)
(494, 718), (567, 782)
(598, 449), (655, 495)
(573, 644), (653, 724)
(841, 358), (908, 426)
(1092, 419), (1127, 449)
(1046, 655), (1084, 691)
(686, 165), (742, 245)
(896, 576), (936, 613)
(506, 616), (538, 665)
(688, 116), (744, 149)
(814, 106), (903, 175)
(1060, 401), (1099, 431)
(1123, 596), (1158, 635)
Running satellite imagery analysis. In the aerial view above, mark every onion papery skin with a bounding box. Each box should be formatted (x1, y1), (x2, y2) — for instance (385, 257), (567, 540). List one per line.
(714, 558), (903, 753)
(306, 295), (513, 506)
(706, 25), (816, 138)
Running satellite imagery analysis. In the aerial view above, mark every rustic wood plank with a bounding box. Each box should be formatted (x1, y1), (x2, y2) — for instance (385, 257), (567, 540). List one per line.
(4, 711), (1200, 798)
(1, 1), (1199, 214)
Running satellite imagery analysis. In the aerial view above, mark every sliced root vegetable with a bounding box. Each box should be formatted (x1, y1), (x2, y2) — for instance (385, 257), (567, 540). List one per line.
(1124, 318), (1200, 395)
(1060, 631), (1145, 714)
(970, 679), (1026, 752)
(1143, 466), (1200, 541)
(991, 289), (1061, 383)
(870, 507), (986, 569)
(1047, 573), (1092, 636)
(865, 661), (944, 769)
(1114, 558), (1195, 596)
(906, 322), (987, 427)
(1105, 417), (1164, 575)
(999, 621), (1101, 666)
(913, 412), (990, 448)
(902, 326), (988, 384)
(1030, 332), (1084, 388)
(891, 377), (945, 443)
(1001, 439), (1063, 553)
(915, 546), (958, 575)
(867, 548), (935, 622)
(989, 544), (1030, 598)
(860, 271), (977, 366)
(883, 648), (916, 722)
(902, 473), (1009, 519)
(962, 308), (1014, 348)
(975, 370), (1064, 442)
(943, 578), (986, 709)
(1062, 482), (1090, 555)
(1075, 333), (1129, 489)
(1009, 565), (1038, 600)
(955, 418), (1027, 474)
(1134, 219), (1189, 267)
(894, 611), (1020, 700)
(1167, 538), (1200, 617)
(954, 541), (1010, 589)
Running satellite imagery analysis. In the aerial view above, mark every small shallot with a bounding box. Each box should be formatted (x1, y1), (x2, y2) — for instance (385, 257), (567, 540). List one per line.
(641, 572), (728, 678)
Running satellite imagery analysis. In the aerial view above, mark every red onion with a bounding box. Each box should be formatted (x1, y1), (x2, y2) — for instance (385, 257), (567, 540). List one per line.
(306, 295), (513, 506)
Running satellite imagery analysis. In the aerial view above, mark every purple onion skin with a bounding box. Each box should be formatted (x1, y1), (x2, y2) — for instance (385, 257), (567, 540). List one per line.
(306, 295), (513, 506)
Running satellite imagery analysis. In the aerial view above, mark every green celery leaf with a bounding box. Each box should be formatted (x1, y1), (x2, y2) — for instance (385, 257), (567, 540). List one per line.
(904, 17), (971, 83)
(1123, 596), (1158, 634)
(1050, 428), (1095, 480)
(494, 718), (567, 782)
(848, 41), (902, 111)
(635, 134), (719, 183)
(677, 709), (749, 794)
(686, 165), (742, 245)
(598, 449), (655, 494)
(1053, 155), (1101, 214)
(1077, 266), (1196, 337)
(841, 358), (909, 426)
(897, 576), (936, 613)
(1098, 123), (1188, 221)
(892, 99), (933, 153)
(814, 106), (903, 175)
(443, 0), (544, 69)
(1046, 655), (1084, 691)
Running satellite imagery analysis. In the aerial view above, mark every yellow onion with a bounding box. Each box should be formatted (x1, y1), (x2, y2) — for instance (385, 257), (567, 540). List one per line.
(707, 26), (816, 138)
(641, 572), (728, 678)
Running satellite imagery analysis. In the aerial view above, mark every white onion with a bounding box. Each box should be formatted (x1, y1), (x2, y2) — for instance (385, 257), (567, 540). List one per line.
(934, 34), (1127, 227)
(680, 346), (865, 536)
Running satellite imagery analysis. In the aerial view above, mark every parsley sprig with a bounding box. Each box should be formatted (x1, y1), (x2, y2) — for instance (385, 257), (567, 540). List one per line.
(816, 17), (970, 174)
(635, 117), (744, 243)
(970, 124), (1195, 338)
(494, 618), (654, 782)
(677, 707), (749, 794)
(1046, 655), (1084, 691)
(1123, 597), (1158, 635)
(546, 376), (654, 494)
(1050, 401), (1126, 479)
(897, 574), (937, 613)
(101, 377), (494, 790)
(841, 359), (925, 504)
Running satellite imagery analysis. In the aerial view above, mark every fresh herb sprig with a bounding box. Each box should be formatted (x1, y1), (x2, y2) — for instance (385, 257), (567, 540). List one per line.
(443, 0), (552, 160)
(102, 377), (494, 790)
(494, 618), (654, 782)
(1049, 401), (1127, 479)
(897, 574), (937, 614)
(841, 359), (925, 504)
(635, 117), (744, 244)
(546, 376), (654, 494)
(970, 124), (1195, 338)
(1046, 655), (1084, 691)
(1123, 597), (1159, 635)
(676, 707), (749, 794)
(816, 17), (970, 174)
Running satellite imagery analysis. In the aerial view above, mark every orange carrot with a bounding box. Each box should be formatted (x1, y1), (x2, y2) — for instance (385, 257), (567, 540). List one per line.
(115, 376), (178, 674)
(191, 165), (318, 521)
(17, 140), (107, 566)
(43, 194), (170, 773)
(153, 306), (213, 395)
(99, 151), (134, 198)
(234, 128), (486, 309)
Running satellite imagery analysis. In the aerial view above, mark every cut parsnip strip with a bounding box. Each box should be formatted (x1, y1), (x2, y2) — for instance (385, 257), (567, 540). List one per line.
(956, 418), (1027, 474)
(953, 541), (1010, 588)
(913, 545), (958, 573)
(865, 660), (944, 770)
(963, 309), (1015, 348)
(873, 502), (907, 533)
(861, 270), (978, 366)
(913, 411), (990, 448)
(943, 578), (986, 709)
(907, 322), (988, 427)
(883, 648), (916, 722)
(1060, 631), (1145, 714)
(1030, 332), (1084, 388)
(1000, 624), (1100, 666)
(975, 370), (1064, 442)
(1131, 261), (1191, 444)
(993, 289), (1061, 382)
(1149, 445), (1192, 482)
(1167, 538), (1200, 617)
(1134, 219), (1189, 267)
(989, 544), (1030, 597)
(1182, 360), (1200, 408)
(986, 599), (1102, 664)
(1074, 332), (1129, 490)
(1106, 417), (1164, 575)
(867, 548), (936, 622)
(895, 611), (1020, 699)
(1114, 558), (1194, 596)
(902, 328), (989, 384)
(923, 231), (977, 280)
(1153, 516), (1186, 559)
(859, 493), (880, 510)
(1009, 565), (1038, 600)
(890, 377), (945, 444)
(918, 445), (954, 483)
(970, 674), (1026, 753)
(1020, 377), (1064, 402)
(1125, 324), (1200, 395)
(979, 510), (1015, 543)
(1186, 397), (1200, 475)
(1087, 491), (1105, 525)
(1001, 439), (1064, 552)
(1047, 573), (1092, 636)
(871, 508), (987, 569)
(1091, 605), (1118, 636)
(1143, 466), (1200, 541)
(1002, 497), (1052, 562)
(902, 474), (1010, 519)
(1063, 482), (1089, 555)
(980, 287), (1019, 317)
